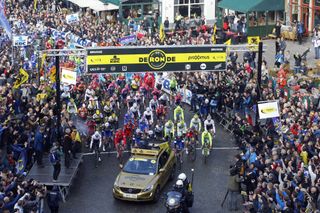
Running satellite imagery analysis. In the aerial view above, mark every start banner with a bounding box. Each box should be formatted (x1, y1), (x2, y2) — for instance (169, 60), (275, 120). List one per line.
(87, 45), (227, 73)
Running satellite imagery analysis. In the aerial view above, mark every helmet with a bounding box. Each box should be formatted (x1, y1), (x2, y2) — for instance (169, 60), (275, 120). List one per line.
(194, 114), (199, 119)
(136, 128), (142, 134)
(94, 131), (99, 137)
(205, 99), (209, 104)
(133, 103), (137, 108)
(175, 180), (183, 189)
(148, 130), (153, 135)
(207, 115), (212, 120)
(153, 95), (157, 100)
(146, 107), (151, 112)
(178, 173), (187, 181)
(96, 110), (100, 115)
(105, 122), (110, 127)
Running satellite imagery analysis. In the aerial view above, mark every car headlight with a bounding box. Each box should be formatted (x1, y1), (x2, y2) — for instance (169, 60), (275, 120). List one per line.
(142, 185), (153, 192)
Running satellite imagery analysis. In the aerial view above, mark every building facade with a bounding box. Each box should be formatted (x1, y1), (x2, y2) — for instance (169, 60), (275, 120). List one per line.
(162, 0), (216, 24)
(288, 0), (320, 32)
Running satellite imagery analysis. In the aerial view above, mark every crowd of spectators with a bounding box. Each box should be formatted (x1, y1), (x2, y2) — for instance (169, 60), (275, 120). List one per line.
(0, 0), (319, 213)
(184, 53), (320, 211)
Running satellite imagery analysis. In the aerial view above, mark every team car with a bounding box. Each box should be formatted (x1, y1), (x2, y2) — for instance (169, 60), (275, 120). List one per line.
(113, 142), (176, 202)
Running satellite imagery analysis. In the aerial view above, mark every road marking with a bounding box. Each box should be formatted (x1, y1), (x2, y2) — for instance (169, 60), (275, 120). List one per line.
(82, 147), (238, 156)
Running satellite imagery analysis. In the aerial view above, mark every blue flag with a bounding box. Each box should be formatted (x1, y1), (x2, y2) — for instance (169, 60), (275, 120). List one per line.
(0, 1), (11, 38)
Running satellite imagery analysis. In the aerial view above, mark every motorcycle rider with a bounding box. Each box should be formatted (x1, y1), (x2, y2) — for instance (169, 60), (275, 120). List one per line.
(204, 115), (216, 136)
(201, 130), (213, 155)
(90, 131), (102, 162)
(178, 173), (192, 192)
(172, 180), (188, 212)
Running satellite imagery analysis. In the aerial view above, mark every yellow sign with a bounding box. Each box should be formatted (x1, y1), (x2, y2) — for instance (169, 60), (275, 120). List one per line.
(247, 36), (260, 51)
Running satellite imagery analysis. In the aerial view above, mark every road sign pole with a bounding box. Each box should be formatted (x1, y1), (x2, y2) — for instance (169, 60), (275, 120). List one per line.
(256, 42), (263, 128)
(55, 45), (62, 145)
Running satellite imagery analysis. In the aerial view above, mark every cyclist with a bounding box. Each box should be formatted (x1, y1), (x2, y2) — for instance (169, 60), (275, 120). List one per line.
(204, 115), (216, 136)
(101, 122), (113, 152)
(164, 120), (174, 141)
(149, 95), (158, 111)
(176, 120), (187, 137)
(185, 127), (197, 155)
(93, 110), (103, 125)
(175, 92), (183, 106)
(143, 107), (153, 126)
(159, 92), (169, 106)
(201, 130), (213, 155)
(190, 114), (202, 133)
(130, 103), (140, 120)
(138, 116), (149, 133)
(174, 105), (185, 123)
(90, 131), (102, 162)
(123, 112), (134, 126)
(114, 129), (126, 159)
(156, 104), (167, 122)
(169, 76), (178, 94)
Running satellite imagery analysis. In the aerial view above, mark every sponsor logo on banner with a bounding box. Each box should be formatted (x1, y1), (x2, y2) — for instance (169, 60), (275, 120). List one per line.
(66, 13), (79, 24)
(185, 64), (191, 70)
(110, 55), (120, 63)
(61, 68), (77, 85)
(258, 101), (280, 119)
(200, 63), (206, 70)
(247, 36), (260, 51)
(161, 78), (192, 105)
(13, 36), (29, 46)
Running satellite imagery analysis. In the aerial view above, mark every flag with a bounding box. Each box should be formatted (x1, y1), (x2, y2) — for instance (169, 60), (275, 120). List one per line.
(49, 66), (56, 83)
(159, 24), (165, 43)
(0, 0), (11, 38)
(11, 145), (27, 175)
(213, 24), (217, 35)
(33, 0), (37, 10)
(224, 39), (231, 45)
(211, 34), (216, 44)
(13, 68), (29, 89)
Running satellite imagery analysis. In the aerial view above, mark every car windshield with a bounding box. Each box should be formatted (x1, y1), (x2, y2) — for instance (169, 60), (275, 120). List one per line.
(123, 157), (157, 175)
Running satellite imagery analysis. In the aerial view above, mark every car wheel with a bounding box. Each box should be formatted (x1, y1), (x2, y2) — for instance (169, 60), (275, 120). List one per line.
(169, 164), (176, 181)
(153, 186), (161, 203)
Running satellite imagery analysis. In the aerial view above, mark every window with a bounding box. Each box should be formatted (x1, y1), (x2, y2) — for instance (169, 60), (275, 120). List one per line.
(143, 4), (153, 15)
(158, 152), (169, 169)
(131, 5), (142, 18)
(267, 11), (276, 25)
(174, 0), (204, 18)
(122, 6), (131, 19)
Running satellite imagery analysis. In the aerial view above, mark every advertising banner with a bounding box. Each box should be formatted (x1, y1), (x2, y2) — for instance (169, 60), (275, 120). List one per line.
(61, 68), (77, 85)
(87, 45), (227, 73)
(13, 35), (29, 46)
(258, 101), (280, 119)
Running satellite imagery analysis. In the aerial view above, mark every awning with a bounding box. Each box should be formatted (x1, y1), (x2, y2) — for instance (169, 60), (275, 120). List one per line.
(68, 0), (119, 11)
(218, 0), (284, 13)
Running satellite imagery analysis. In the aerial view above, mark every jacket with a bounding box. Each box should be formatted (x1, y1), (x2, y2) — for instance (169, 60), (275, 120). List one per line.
(33, 131), (44, 151)
(228, 174), (241, 192)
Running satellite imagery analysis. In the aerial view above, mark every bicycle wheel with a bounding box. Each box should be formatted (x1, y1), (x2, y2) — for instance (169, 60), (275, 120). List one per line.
(192, 145), (196, 162)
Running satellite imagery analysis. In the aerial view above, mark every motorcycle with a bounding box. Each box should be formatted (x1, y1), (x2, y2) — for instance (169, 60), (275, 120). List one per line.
(165, 191), (186, 213)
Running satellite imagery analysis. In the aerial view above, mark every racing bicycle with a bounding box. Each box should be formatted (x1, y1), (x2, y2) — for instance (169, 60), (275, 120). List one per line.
(202, 139), (211, 164)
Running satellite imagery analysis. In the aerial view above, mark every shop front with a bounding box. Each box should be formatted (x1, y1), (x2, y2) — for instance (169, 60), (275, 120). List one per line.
(288, 0), (320, 32)
(218, 0), (285, 37)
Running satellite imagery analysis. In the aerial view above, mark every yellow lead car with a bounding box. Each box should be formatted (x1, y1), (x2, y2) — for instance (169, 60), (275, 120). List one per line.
(113, 142), (176, 202)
